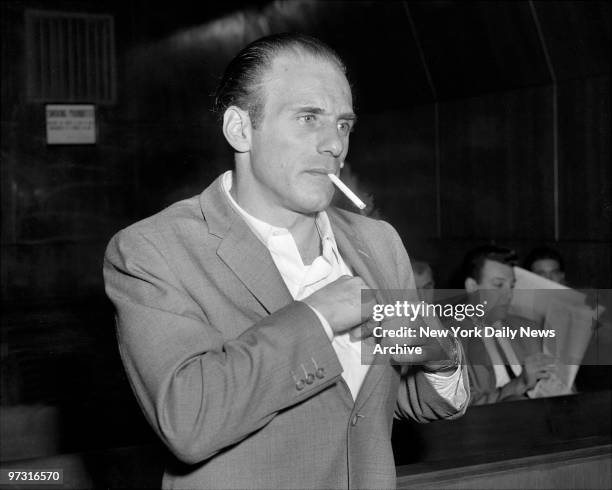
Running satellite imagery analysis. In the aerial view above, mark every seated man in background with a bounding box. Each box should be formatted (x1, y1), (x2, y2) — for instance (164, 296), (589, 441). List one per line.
(523, 246), (566, 285)
(447, 245), (557, 405)
(413, 260), (435, 304)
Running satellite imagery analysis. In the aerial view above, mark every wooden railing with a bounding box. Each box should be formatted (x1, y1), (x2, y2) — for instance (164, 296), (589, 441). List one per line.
(397, 445), (611, 490)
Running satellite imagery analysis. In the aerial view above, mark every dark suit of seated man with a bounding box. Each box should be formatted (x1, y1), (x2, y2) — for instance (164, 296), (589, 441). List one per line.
(446, 245), (557, 406)
(103, 33), (469, 489)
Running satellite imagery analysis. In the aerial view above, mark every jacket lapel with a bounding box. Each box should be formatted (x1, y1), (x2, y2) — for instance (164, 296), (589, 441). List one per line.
(217, 221), (294, 314)
(200, 176), (293, 315)
(328, 210), (393, 408)
(328, 210), (387, 292)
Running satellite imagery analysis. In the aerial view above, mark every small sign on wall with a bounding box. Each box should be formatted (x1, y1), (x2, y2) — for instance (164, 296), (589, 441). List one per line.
(46, 104), (96, 145)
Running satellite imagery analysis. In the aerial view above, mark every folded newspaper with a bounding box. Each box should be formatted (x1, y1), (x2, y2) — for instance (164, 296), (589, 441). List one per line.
(509, 267), (603, 398)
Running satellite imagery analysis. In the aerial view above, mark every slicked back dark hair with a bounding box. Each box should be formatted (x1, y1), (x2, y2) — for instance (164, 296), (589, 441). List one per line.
(213, 32), (347, 128)
(460, 245), (518, 283)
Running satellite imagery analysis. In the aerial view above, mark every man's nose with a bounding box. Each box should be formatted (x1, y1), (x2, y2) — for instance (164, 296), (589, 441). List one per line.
(501, 286), (514, 301)
(317, 124), (344, 158)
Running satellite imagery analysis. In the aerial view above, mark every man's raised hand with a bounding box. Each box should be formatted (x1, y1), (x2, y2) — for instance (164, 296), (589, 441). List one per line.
(303, 275), (374, 334)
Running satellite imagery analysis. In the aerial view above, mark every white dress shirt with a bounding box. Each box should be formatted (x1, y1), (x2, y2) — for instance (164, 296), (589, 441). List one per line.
(222, 171), (466, 406)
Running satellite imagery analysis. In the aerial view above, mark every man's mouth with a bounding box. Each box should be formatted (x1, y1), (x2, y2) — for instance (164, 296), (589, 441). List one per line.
(307, 167), (338, 176)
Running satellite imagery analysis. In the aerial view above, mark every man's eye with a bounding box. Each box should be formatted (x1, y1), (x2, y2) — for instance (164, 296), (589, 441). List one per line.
(299, 114), (317, 123)
(338, 122), (352, 134)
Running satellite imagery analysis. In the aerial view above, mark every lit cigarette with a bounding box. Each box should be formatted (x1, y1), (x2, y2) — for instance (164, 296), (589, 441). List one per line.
(328, 173), (366, 210)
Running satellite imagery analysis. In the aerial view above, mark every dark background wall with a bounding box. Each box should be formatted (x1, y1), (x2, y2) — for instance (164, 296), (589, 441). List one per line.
(1, 0), (610, 462)
(2, 0), (610, 303)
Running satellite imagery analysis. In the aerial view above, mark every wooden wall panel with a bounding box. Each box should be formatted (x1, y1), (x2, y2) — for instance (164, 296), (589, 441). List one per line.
(349, 108), (437, 252)
(555, 241), (612, 289)
(439, 86), (554, 241)
(408, 0), (550, 99)
(533, 0), (611, 80)
(558, 75), (611, 241)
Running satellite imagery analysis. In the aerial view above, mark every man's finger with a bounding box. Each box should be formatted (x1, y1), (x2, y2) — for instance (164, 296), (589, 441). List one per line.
(349, 319), (378, 341)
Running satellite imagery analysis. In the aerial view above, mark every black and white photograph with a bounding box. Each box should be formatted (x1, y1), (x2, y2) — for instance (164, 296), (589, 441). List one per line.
(1, 1), (610, 489)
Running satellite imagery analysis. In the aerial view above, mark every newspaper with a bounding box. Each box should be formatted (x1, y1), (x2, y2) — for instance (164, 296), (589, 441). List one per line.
(509, 267), (600, 398)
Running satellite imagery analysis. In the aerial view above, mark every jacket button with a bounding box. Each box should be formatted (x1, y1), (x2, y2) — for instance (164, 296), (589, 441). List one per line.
(296, 379), (305, 390)
(306, 373), (315, 384)
(315, 367), (325, 379)
(351, 414), (364, 426)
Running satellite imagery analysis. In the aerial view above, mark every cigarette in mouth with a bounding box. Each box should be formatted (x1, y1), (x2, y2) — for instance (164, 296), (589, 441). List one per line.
(328, 173), (366, 210)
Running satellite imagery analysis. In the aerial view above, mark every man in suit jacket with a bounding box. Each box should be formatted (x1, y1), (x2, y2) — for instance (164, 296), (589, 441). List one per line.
(450, 245), (557, 405)
(104, 33), (468, 489)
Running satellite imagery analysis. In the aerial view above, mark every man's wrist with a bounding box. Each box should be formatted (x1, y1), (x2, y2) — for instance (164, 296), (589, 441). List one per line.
(302, 302), (334, 341)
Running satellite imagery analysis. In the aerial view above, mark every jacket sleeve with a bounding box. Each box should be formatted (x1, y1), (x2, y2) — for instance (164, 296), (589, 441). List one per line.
(103, 228), (343, 465)
(378, 221), (470, 422)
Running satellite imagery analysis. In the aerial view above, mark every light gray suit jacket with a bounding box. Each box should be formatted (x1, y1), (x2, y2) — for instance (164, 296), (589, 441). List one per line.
(103, 175), (468, 489)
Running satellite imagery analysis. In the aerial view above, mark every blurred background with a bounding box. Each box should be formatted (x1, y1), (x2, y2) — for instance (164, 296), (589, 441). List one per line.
(1, 0), (610, 487)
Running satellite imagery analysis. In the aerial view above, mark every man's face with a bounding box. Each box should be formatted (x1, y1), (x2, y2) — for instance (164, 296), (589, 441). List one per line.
(244, 53), (355, 216)
(531, 258), (565, 285)
(471, 259), (515, 322)
(414, 268), (435, 304)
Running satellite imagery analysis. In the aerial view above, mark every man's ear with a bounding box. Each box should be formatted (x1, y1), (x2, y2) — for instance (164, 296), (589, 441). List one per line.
(222, 106), (252, 153)
(465, 277), (479, 293)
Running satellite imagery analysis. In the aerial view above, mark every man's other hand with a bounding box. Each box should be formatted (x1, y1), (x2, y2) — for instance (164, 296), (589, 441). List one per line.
(522, 353), (557, 389)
